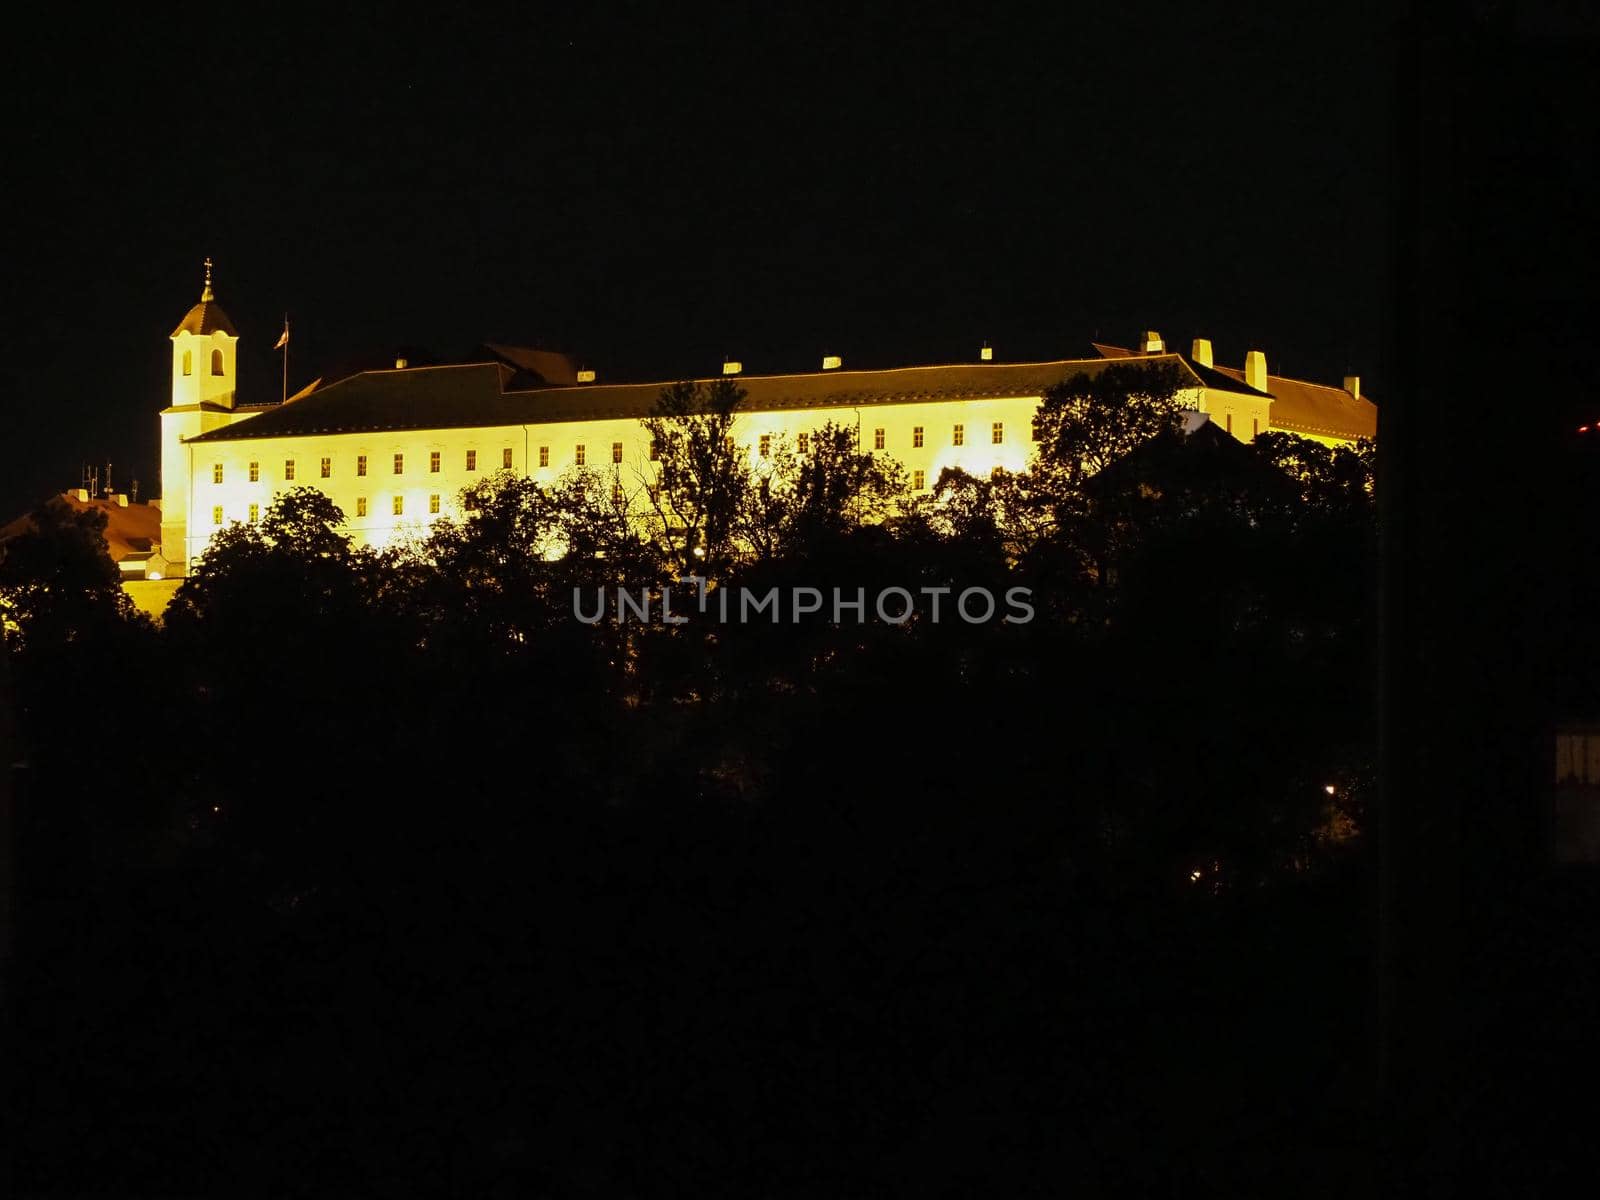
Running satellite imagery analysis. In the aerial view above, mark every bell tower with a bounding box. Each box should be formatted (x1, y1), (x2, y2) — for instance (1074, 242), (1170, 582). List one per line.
(169, 258), (238, 409)
(160, 260), (250, 575)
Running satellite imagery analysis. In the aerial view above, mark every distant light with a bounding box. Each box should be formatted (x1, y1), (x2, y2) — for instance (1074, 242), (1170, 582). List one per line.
(577, 368), (597, 383)
(212, 805), (220, 812)
(980, 344), (993, 361)
(147, 571), (163, 581)
(692, 546), (706, 559)
(1324, 783), (1337, 795)
(723, 360), (742, 376)
(822, 355), (842, 370)
(1189, 869), (1203, 882)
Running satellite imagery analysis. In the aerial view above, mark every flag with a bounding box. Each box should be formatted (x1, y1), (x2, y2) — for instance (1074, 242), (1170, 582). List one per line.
(274, 320), (290, 351)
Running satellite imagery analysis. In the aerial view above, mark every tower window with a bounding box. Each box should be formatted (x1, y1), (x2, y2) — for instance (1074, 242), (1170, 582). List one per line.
(430, 451), (441, 473)
(992, 422), (1004, 444)
(503, 448), (514, 469)
(356, 497), (368, 517)
(320, 457), (331, 479)
(429, 494), (440, 514)
(873, 428), (885, 450)
(210, 349), (224, 376)
(575, 444), (586, 466)
(953, 424), (965, 446)
(394, 453), (404, 474)
(212, 463), (223, 484)
(466, 449), (477, 471)
(357, 455), (368, 477)
(284, 459), (295, 481)
(612, 442), (623, 464)
(913, 426), (924, 448)
(393, 496), (404, 516)
(538, 446), (549, 468)
(212, 506), (223, 524)
(182, 350), (193, 377)
(248, 461), (260, 482)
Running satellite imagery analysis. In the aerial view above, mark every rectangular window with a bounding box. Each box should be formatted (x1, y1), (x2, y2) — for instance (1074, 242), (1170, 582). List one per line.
(913, 469), (926, 490)
(393, 453), (404, 475)
(953, 424), (965, 446)
(212, 463), (223, 484)
(575, 444), (586, 466)
(912, 426), (924, 448)
(759, 434), (772, 458)
(212, 505), (224, 524)
(612, 481), (624, 505)
(248, 503), (259, 523)
(1252, 417), (1259, 437)
(992, 422), (1004, 444)
(1225, 413), (1233, 434)
(393, 495), (404, 516)
(1032, 417), (1041, 442)
(538, 446), (549, 468)
(249, 461), (260, 482)
(429, 494), (440, 514)
(320, 457), (331, 479)
(612, 442), (623, 464)
(503, 448), (514, 469)
(649, 439), (660, 462)
(873, 428), (885, 450)
(357, 455), (368, 477)
(430, 451), (441, 473)
(466, 449), (477, 471)
(284, 459), (296, 481)
(356, 497), (368, 517)
(797, 432), (809, 455)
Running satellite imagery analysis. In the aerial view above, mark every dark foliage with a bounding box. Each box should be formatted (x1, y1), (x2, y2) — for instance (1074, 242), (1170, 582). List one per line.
(8, 393), (1383, 1196)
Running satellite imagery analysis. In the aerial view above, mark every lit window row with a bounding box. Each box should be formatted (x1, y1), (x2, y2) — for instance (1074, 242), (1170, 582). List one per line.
(209, 447), (516, 484)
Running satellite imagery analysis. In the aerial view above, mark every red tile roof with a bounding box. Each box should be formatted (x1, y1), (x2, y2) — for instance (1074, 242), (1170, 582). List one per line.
(0, 494), (163, 564)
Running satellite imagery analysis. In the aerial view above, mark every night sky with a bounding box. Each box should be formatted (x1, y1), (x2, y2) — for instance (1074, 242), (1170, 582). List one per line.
(5, 4), (1392, 519)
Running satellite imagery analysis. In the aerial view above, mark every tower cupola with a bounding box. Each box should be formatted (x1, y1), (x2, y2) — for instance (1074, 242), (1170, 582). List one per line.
(170, 258), (239, 409)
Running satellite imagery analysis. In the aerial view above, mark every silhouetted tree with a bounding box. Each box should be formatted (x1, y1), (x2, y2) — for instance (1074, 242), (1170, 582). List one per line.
(0, 498), (138, 651)
(640, 378), (750, 573)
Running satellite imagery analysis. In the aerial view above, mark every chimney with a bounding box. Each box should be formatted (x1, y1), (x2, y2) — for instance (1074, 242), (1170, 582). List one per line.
(1139, 330), (1165, 354)
(1343, 374), (1361, 399)
(722, 359), (742, 376)
(1191, 338), (1214, 368)
(395, 357), (409, 369)
(72, 488), (89, 502)
(822, 355), (842, 370)
(577, 368), (597, 383)
(114, 494), (128, 507)
(980, 343), (993, 361)
(1244, 350), (1269, 392)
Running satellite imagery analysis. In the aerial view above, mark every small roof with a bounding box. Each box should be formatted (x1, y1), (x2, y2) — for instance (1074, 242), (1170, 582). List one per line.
(1211, 366), (1377, 441)
(171, 260), (237, 337)
(0, 493), (163, 564)
(172, 297), (237, 338)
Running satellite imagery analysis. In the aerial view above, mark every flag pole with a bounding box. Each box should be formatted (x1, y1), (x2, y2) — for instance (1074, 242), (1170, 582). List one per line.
(281, 314), (289, 405)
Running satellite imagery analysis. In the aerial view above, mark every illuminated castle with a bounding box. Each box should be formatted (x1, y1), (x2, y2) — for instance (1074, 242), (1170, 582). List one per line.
(155, 267), (1377, 578)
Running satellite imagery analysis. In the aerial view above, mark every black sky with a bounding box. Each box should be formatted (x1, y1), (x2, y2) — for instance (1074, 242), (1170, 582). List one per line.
(4, 4), (1394, 517)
